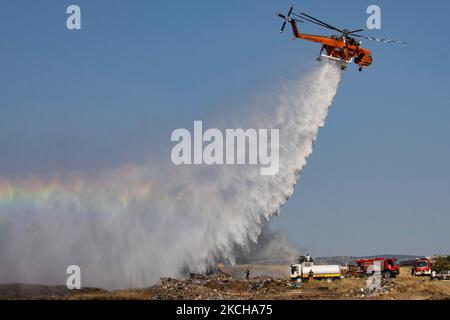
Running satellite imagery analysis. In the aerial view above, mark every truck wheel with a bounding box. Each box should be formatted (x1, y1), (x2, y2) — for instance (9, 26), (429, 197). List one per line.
(383, 271), (392, 279)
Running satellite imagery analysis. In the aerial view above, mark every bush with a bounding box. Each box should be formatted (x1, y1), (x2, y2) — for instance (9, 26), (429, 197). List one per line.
(432, 256), (450, 273)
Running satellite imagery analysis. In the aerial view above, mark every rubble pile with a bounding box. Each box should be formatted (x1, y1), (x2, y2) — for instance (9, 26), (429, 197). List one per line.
(147, 273), (292, 300)
(346, 279), (399, 298)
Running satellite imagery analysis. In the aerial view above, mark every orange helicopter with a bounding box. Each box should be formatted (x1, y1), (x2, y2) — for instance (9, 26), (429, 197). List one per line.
(277, 5), (406, 71)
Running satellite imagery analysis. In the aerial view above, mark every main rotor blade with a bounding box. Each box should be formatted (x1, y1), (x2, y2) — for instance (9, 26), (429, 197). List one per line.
(298, 12), (343, 33)
(348, 29), (364, 34)
(287, 5), (294, 18)
(291, 13), (332, 30)
(353, 34), (407, 45)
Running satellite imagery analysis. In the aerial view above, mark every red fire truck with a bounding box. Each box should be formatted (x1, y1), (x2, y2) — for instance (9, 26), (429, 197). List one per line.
(414, 257), (432, 276)
(354, 257), (400, 278)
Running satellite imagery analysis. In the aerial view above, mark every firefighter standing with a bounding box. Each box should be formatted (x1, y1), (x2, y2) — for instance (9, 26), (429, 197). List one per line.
(308, 269), (314, 282)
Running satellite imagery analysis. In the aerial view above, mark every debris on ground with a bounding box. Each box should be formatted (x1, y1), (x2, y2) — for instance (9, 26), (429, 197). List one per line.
(0, 266), (449, 300)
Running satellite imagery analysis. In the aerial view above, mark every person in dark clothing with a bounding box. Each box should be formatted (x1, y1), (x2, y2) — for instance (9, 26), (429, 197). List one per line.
(308, 269), (314, 281)
(245, 269), (250, 280)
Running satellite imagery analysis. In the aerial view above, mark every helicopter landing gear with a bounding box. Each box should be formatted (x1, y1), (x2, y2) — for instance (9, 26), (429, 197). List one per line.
(341, 65), (347, 71)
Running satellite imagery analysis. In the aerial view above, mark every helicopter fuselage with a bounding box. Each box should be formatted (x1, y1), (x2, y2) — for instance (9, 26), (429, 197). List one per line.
(290, 20), (372, 69)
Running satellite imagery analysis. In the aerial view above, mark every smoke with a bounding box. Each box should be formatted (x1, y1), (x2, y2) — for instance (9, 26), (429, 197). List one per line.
(234, 226), (300, 265)
(0, 62), (342, 289)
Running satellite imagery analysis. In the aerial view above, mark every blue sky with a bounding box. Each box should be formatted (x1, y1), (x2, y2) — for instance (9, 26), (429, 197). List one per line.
(0, 0), (449, 256)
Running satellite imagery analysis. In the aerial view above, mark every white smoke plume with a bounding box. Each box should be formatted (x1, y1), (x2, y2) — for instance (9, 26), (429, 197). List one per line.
(0, 62), (342, 289)
(234, 226), (300, 266)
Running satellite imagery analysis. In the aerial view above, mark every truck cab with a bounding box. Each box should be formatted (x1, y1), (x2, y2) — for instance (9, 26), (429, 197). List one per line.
(385, 258), (400, 277)
(290, 264), (301, 280)
(415, 258), (432, 276)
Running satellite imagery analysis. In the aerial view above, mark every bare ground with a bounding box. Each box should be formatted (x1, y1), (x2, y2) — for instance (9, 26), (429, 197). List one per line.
(1, 267), (449, 300)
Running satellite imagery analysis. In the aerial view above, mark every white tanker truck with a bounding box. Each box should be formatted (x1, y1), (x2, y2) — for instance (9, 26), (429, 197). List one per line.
(290, 256), (342, 282)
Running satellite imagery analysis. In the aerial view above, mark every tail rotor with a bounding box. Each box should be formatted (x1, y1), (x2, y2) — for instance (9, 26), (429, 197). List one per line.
(277, 5), (294, 33)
